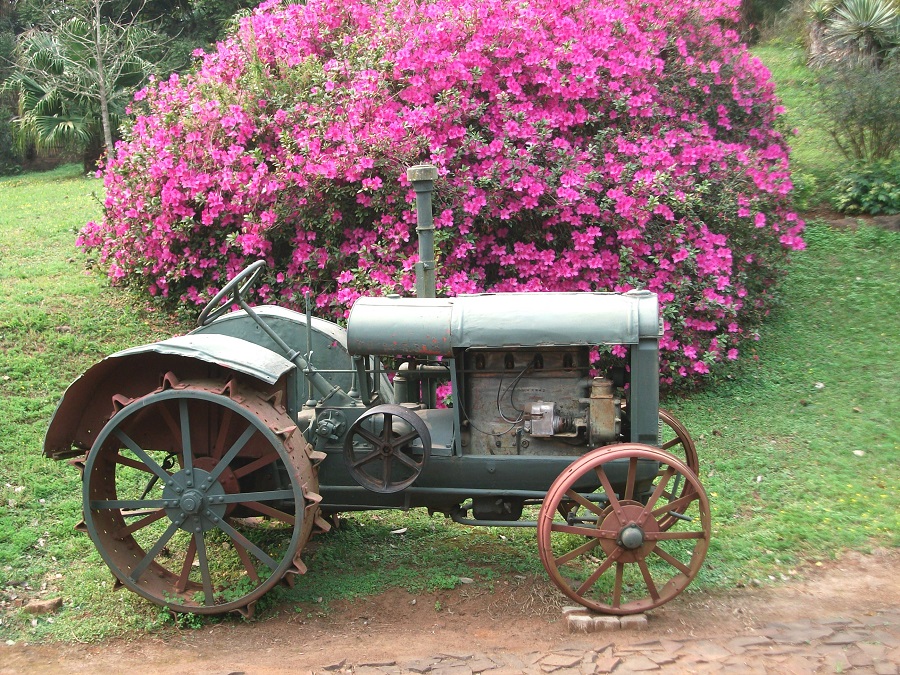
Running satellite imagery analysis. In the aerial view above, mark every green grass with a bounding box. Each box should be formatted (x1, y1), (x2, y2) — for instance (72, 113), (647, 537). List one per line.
(1, 166), (898, 643)
(753, 44), (843, 209)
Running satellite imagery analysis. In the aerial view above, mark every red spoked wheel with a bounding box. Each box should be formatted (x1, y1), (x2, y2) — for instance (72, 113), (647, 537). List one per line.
(657, 410), (700, 531)
(537, 444), (710, 615)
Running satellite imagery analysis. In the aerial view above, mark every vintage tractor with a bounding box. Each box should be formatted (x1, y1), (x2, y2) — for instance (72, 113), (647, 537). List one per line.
(44, 166), (710, 618)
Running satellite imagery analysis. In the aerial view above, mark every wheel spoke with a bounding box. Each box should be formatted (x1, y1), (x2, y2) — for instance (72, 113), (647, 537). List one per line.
(638, 466), (675, 525)
(354, 427), (383, 447)
(645, 530), (707, 541)
(179, 400), (193, 475)
(612, 562), (624, 608)
(380, 414), (394, 443)
(652, 545), (691, 575)
(113, 454), (156, 473)
(624, 456), (637, 501)
(563, 490), (608, 518)
(130, 519), (181, 582)
(391, 430), (419, 448)
(113, 508), (167, 539)
(208, 424), (257, 483)
(232, 452), (280, 479)
(575, 548), (621, 596)
(637, 558), (660, 602)
(661, 437), (681, 451)
(382, 454), (392, 489)
(219, 489), (295, 504)
(194, 533), (215, 606)
(175, 536), (198, 593)
(91, 498), (167, 510)
(213, 408), (233, 460)
(650, 492), (698, 520)
(113, 430), (171, 483)
(549, 522), (616, 539)
(233, 540), (260, 583)
(394, 451), (422, 471)
(245, 501), (296, 526)
(351, 447), (382, 469)
(217, 519), (279, 571)
(596, 465), (624, 517)
(554, 537), (601, 567)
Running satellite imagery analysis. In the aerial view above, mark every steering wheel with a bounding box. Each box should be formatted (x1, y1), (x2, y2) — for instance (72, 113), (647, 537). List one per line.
(198, 260), (267, 326)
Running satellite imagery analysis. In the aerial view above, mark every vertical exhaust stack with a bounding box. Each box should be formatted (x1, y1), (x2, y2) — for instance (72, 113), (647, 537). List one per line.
(407, 164), (438, 298)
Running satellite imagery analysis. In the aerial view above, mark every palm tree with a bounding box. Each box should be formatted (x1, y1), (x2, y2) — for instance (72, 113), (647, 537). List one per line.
(807, 0), (899, 69)
(4, 2), (155, 170)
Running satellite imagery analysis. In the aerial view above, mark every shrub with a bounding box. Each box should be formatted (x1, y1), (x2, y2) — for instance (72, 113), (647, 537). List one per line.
(817, 63), (900, 163)
(832, 160), (900, 214)
(79, 0), (805, 386)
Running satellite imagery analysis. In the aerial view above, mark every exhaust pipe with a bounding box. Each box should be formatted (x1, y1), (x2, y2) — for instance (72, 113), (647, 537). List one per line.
(407, 164), (438, 298)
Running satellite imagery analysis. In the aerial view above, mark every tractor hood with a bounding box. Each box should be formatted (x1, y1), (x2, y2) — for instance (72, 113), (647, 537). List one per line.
(346, 290), (660, 357)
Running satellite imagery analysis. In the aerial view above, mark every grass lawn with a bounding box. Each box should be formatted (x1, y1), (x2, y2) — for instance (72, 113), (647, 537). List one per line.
(1, 163), (897, 642)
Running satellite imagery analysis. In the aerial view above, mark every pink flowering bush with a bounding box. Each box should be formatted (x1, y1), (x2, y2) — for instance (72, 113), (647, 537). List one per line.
(79, 0), (805, 386)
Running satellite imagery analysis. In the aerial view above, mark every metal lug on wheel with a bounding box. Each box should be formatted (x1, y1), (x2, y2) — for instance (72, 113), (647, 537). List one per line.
(81, 381), (320, 615)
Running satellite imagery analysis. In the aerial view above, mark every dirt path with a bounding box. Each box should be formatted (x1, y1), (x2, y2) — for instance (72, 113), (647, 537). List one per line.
(2, 549), (898, 674)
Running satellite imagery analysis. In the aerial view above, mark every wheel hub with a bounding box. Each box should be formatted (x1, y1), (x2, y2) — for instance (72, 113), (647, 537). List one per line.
(179, 490), (203, 515)
(599, 501), (659, 562)
(162, 468), (227, 532)
(617, 524), (645, 550)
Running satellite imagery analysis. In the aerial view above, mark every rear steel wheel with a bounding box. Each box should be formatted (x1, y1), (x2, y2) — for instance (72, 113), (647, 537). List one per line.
(538, 444), (710, 615)
(82, 378), (321, 615)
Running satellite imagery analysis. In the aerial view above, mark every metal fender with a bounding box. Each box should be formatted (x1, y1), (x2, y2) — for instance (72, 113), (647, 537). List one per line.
(44, 334), (294, 460)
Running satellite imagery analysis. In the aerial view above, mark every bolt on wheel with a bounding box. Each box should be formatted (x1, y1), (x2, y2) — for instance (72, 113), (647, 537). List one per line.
(82, 380), (320, 615)
(538, 444), (710, 615)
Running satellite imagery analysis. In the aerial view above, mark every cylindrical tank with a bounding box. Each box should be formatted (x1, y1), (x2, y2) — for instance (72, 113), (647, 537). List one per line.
(346, 291), (659, 357)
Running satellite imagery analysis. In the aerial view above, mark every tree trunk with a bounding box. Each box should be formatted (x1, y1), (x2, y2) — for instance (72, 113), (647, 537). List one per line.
(93, 0), (115, 160)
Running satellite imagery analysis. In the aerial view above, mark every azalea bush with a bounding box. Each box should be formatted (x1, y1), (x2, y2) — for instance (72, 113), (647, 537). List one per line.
(79, 0), (805, 386)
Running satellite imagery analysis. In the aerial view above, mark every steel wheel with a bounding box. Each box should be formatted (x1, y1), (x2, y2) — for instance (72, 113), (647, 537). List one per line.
(343, 404), (431, 493)
(82, 378), (321, 615)
(538, 444), (710, 615)
(657, 409), (700, 530)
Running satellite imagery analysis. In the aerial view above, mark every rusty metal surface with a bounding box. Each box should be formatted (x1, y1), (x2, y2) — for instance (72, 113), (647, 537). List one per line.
(81, 377), (322, 615)
(589, 377), (620, 445)
(537, 444), (710, 615)
(44, 335), (292, 459)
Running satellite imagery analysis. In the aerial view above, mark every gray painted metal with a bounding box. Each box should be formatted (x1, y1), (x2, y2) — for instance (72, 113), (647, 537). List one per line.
(408, 164), (438, 299)
(192, 305), (393, 403)
(347, 290), (659, 357)
(114, 334), (294, 384)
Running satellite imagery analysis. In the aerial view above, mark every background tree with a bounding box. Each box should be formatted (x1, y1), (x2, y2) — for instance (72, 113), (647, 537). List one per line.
(0, 0), (260, 173)
(4, 1), (158, 169)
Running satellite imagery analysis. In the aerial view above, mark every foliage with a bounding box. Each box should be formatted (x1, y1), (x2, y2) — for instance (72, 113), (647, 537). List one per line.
(2, 1), (164, 170)
(806, 0), (899, 69)
(80, 0), (804, 386)
(831, 159), (900, 213)
(752, 45), (839, 203)
(1, 171), (897, 641)
(816, 62), (900, 162)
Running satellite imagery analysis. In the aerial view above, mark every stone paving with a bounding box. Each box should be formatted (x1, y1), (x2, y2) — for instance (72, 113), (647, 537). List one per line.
(311, 607), (900, 674)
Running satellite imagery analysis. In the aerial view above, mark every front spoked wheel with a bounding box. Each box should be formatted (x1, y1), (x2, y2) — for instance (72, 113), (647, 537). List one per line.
(82, 379), (320, 615)
(538, 444), (710, 615)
